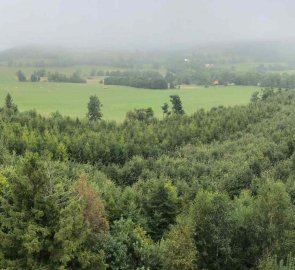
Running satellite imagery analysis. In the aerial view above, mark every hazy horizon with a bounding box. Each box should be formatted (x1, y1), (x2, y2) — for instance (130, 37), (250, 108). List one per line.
(1, 0), (295, 51)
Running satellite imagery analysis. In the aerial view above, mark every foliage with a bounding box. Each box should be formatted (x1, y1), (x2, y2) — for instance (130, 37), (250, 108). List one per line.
(137, 179), (179, 241)
(192, 190), (233, 269)
(170, 94), (184, 114)
(74, 173), (109, 233)
(16, 70), (26, 81)
(161, 102), (170, 118)
(87, 95), (102, 121)
(161, 219), (197, 270)
(1, 89), (295, 268)
(3, 93), (18, 114)
(98, 218), (162, 270)
(48, 71), (86, 83)
(0, 153), (106, 269)
(258, 254), (295, 270)
(125, 107), (154, 122)
(104, 70), (168, 89)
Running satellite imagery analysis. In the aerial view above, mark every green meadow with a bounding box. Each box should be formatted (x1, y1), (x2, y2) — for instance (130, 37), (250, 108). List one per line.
(0, 67), (258, 122)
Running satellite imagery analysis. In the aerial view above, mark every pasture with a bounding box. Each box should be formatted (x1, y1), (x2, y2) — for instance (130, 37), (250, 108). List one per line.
(0, 67), (258, 122)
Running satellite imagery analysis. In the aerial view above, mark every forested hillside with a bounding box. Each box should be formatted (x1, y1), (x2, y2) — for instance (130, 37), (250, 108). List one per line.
(1, 88), (295, 269)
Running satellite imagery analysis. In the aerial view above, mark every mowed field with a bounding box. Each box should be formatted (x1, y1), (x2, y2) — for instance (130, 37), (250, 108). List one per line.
(0, 67), (258, 122)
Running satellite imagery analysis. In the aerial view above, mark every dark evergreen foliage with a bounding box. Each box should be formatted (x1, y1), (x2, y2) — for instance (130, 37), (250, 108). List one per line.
(16, 70), (26, 81)
(1, 89), (295, 269)
(48, 71), (86, 83)
(104, 71), (168, 89)
(170, 95), (184, 115)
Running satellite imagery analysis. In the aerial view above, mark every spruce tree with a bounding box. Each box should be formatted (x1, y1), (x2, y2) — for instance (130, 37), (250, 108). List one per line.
(0, 153), (106, 269)
(170, 95), (184, 115)
(4, 93), (18, 114)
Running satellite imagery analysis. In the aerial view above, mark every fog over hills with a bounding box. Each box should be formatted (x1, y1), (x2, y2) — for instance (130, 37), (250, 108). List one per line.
(0, 0), (295, 51)
(2, 39), (295, 66)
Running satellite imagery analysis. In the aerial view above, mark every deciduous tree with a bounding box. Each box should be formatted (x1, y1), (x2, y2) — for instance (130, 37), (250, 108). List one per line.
(87, 95), (102, 121)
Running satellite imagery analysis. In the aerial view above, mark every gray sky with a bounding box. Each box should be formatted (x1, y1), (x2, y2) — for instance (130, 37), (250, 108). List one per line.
(0, 0), (294, 50)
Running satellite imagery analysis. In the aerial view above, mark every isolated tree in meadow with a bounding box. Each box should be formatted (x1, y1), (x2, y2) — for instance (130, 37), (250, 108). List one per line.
(16, 70), (26, 82)
(87, 95), (102, 121)
(170, 95), (184, 115)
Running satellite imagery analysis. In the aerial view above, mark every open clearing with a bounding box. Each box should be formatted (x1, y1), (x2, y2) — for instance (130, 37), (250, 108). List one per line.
(0, 67), (258, 122)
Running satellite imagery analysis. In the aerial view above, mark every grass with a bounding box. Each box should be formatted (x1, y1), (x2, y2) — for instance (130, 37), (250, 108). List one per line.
(0, 67), (258, 122)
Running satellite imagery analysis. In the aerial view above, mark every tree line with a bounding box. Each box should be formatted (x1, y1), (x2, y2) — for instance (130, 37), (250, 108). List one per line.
(16, 69), (86, 83)
(104, 71), (170, 89)
(171, 67), (295, 88)
(17, 67), (295, 90)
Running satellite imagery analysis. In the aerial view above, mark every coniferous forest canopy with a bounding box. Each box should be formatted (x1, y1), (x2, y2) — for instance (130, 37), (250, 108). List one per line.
(2, 0), (295, 268)
(1, 86), (295, 269)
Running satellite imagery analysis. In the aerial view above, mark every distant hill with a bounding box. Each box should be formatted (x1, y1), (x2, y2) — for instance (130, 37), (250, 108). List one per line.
(0, 46), (154, 68)
(2, 39), (295, 69)
(188, 39), (295, 63)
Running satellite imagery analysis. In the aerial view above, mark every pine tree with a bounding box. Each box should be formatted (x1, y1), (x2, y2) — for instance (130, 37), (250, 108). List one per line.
(4, 93), (18, 114)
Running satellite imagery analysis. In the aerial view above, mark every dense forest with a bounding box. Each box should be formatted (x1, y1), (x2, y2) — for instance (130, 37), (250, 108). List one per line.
(1, 88), (295, 269)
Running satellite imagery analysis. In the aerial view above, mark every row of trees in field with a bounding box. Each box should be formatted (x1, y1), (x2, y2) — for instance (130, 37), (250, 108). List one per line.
(17, 66), (295, 90)
(16, 69), (86, 83)
(171, 67), (295, 88)
(1, 88), (295, 269)
(87, 94), (184, 122)
(47, 71), (86, 83)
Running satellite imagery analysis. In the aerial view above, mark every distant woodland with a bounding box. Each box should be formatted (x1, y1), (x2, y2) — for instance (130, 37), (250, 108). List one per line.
(6, 42), (295, 89)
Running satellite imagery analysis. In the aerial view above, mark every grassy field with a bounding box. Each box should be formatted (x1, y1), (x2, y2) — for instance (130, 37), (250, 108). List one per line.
(0, 67), (258, 122)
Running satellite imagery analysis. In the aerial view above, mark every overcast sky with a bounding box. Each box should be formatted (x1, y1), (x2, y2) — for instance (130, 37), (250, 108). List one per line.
(0, 0), (294, 50)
